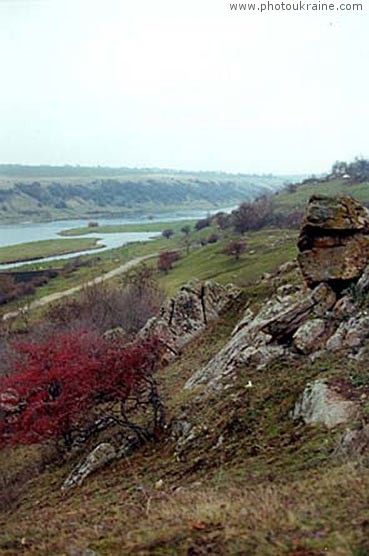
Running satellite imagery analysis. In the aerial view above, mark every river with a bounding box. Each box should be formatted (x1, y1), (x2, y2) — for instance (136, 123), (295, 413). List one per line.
(0, 207), (236, 269)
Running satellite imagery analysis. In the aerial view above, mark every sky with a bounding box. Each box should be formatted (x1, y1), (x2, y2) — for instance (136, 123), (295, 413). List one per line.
(0, 0), (368, 174)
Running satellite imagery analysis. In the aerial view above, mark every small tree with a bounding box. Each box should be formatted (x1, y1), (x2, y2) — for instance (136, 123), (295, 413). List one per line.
(162, 229), (174, 239)
(232, 197), (274, 234)
(181, 225), (191, 254)
(181, 225), (191, 236)
(214, 212), (231, 230)
(221, 240), (246, 261)
(195, 218), (211, 231)
(157, 251), (180, 274)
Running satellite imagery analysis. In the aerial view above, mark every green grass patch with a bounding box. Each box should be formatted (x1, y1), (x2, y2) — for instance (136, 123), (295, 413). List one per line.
(0, 238), (101, 264)
(159, 228), (298, 296)
(274, 178), (369, 212)
(59, 219), (196, 236)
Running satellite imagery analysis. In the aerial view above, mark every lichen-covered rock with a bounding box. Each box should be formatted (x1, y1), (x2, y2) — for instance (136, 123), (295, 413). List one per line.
(293, 380), (358, 428)
(298, 194), (369, 233)
(140, 279), (241, 360)
(185, 283), (336, 392)
(356, 265), (369, 296)
(261, 283), (336, 341)
(332, 295), (356, 320)
(293, 318), (331, 354)
(298, 195), (369, 288)
(326, 312), (369, 353)
(62, 443), (117, 490)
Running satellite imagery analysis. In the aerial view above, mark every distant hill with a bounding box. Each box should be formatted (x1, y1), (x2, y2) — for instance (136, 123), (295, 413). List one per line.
(0, 165), (304, 223)
(272, 177), (369, 217)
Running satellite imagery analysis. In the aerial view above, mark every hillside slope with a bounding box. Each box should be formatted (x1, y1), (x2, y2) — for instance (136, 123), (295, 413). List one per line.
(3, 195), (369, 555)
(0, 165), (298, 223)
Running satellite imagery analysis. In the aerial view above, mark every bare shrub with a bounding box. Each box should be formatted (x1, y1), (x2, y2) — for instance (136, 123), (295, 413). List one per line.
(46, 264), (164, 335)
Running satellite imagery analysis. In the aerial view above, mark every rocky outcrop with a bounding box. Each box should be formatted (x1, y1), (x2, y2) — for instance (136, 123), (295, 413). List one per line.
(140, 279), (241, 360)
(293, 380), (358, 428)
(292, 318), (332, 354)
(185, 282), (336, 392)
(326, 312), (369, 354)
(62, 443), (117, 490)
(298, 195), (369, 288)
(62, 438), (139, 490)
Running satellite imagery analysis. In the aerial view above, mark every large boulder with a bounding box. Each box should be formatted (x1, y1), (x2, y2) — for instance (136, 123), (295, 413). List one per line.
(298, 195), (369, 288)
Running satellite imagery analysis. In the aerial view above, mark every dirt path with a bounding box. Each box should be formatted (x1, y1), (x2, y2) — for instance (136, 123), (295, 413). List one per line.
(1, 253), (158, 322)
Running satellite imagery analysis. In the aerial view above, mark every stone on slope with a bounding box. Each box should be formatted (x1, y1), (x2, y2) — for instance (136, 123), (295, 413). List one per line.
(140, 279), (241, 360)
(335, 424), (369, 460)
(326, 312), (369, 353)
(185, 282), (336, 392)
(293, 318), (332, 354)
(62, 443), (117, 490)
(293, 380), (358, 428)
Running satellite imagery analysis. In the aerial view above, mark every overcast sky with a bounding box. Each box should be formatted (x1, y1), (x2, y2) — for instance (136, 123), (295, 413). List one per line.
(0, 0), (367, 174)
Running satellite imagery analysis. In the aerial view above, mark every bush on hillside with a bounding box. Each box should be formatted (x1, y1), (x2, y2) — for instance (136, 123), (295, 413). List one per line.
(0, 332), (163, 452)
(221, 240), (246, 261)
(157, 250), (181, 273)
(46, 264), (164, 335)
(162, 228), (174, 239)
(231, 196), (274, 234)
(195, 217), (211, 231)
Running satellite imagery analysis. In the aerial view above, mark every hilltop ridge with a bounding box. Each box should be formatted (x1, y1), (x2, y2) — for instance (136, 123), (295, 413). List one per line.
(0, 165), (300, 224)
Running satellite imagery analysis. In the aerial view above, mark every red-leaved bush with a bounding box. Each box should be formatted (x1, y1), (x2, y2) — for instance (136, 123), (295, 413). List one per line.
(0, 330), (163, 451)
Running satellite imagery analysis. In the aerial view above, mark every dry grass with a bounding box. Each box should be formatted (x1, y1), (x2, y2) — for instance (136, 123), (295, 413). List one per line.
(2, 259), (369, 555)
(1, 460), (369, 555)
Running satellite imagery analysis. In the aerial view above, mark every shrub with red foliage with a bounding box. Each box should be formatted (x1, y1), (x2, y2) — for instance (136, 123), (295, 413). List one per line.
(0, 331), (163, 451)
(221, 240), (246, 261)
(157, 250), (181, 273)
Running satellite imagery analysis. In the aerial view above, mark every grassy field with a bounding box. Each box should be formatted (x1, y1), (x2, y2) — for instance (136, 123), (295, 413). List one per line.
(0, 238), (101, 264)
(273, 178), (369, 212)
(59, 219), (196, 236)
(0, 224), (297, 318)
(158, 228), (297, 296)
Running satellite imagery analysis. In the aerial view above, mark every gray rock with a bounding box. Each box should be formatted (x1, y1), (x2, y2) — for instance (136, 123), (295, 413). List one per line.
(293, 380), (358, 428)
(335, 424), (369, 459)
(140, 279), (241, 361)
(293, 318), (330, 354)
(62, 443), (117, 491)
(332, 295), (356, 319)
(356, 264), (369, 296)
(261, 283), (336, 341)
(185, 283), (335, 392)
(326, 312), (369, 352)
